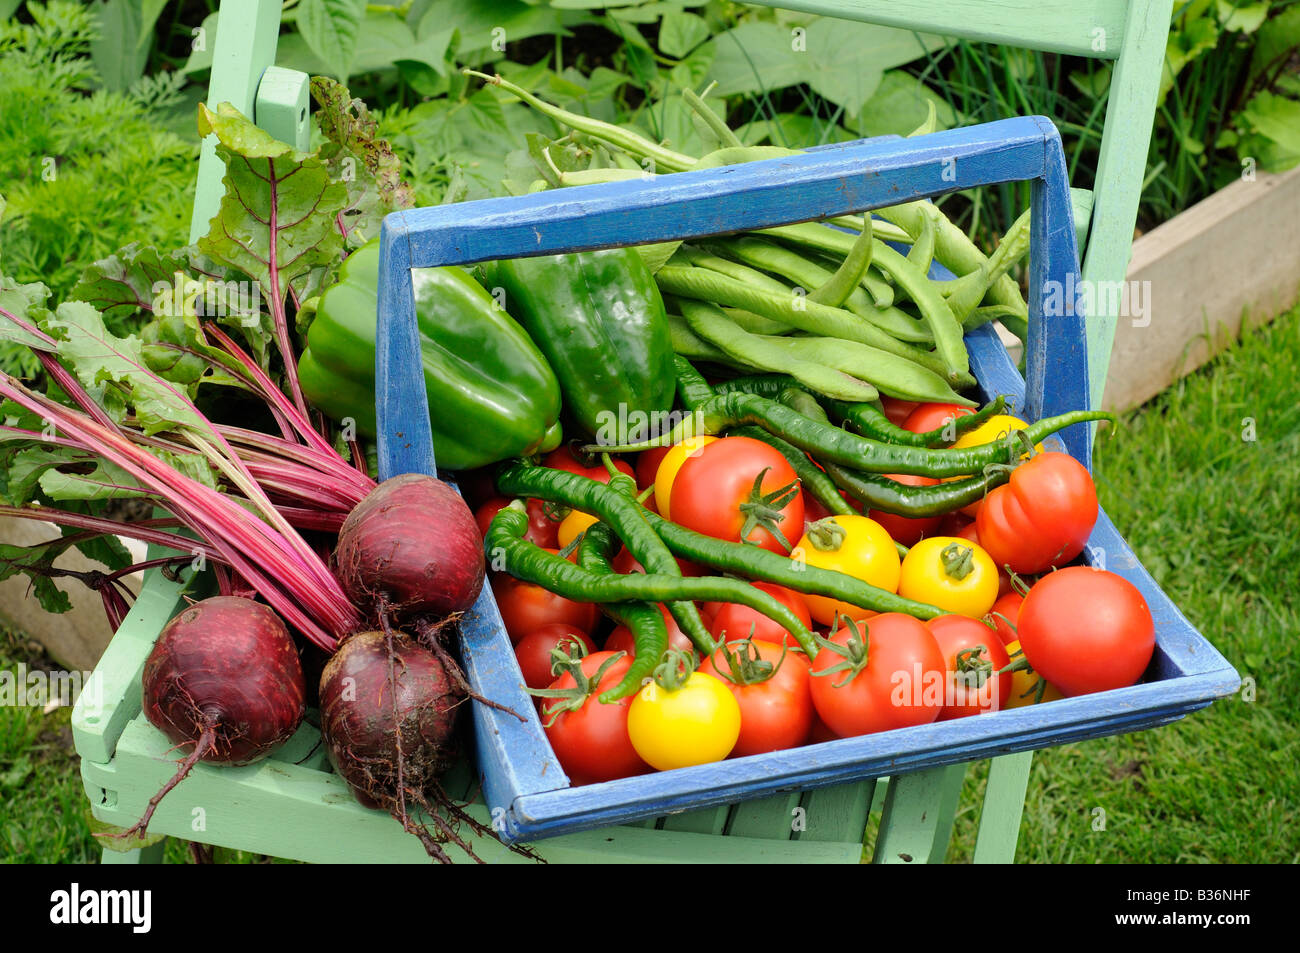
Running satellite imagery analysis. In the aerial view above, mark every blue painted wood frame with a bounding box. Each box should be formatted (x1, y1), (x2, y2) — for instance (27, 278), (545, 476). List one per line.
(373, 117), (1239, 843)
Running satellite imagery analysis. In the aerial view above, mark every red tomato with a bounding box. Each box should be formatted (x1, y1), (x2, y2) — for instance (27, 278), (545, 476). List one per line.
(976, 452), (1099, 574)
(1016, 567), (1155, 696)
(475, 497), (561, 548)
(455, 466), (499, 509)
(514, 625), (597, 690)
(925, 615), (1012, 719)
(809, 613), (945, 738)
(937, 512), (975, 537)
(880, 397), (920, 428)
(705, 581), (813, 650)
(699, 639), (814, 757)
(902, 402), (974, 438)
(541, 651), (649, 785)
(867, 473), (944, 546)
(670, 436), (805, 554)
(491, 550), (600, 644)
(985, 592), (1024, 646)
(542, 445), (635, 485)
(611, 546), (703, 577)
(603, 604), (696, 658)
(635, 446), (671, 491)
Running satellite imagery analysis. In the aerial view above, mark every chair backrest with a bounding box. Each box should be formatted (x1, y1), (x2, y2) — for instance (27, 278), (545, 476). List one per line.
(190, 0), (1173, 412)
(745, 0), (1175, 409)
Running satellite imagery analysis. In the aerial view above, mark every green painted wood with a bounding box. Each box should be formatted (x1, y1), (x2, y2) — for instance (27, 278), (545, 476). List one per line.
(925, 761), (969, 863)
(100, 841), (165, 864)
(870, 763), (965, 864)
(255, 65), (311, 151)
(659, 804), (730, 836)
(753, 0), (1128, 59)
(188, 0), (283, 243)
(1081, 0), (1175, 409)
(973, 751), (1034, 863)
(71, 563), (192, 764)
(81, 715), (859, 863)
(725, 791), (802, 839)
(796, 780), (874, 843)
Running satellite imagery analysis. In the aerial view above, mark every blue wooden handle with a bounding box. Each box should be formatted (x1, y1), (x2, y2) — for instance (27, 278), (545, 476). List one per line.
(376, 115), (1089, 478)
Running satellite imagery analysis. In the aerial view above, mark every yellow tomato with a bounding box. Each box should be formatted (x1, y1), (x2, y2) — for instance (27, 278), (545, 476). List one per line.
(948, 414), (1043, 516)
(557, 510), (599, 549)
(653, 435), (717, 520)
(898, 536), (999, 618)
(627, 671), (741, 771)
(793, 515), (901, 626)
(1003, 640), (1066, 707)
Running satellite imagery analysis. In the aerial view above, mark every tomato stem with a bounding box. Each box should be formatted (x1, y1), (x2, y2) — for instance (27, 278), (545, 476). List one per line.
(941, 542), (976, 580)
(737, 466), (800, 552)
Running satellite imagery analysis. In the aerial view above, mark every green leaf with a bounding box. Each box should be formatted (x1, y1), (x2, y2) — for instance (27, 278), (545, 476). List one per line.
(311, 76), (416, 217)
(659, 10), (710, 58)
(69, 243), (184, 323)
(1216, 0), (1269, 33)
(802, 20), (947, 116)
(179, 11), (219, 76)
(1248, 5), (1300, 83)
(706, 21), (807, 98)
(39, 301), (210, 436)
(850, 70), (959, 140)
(706, 18), (944, 114)
(1236, 91), (1300, 164)
(88, 0), (166, 91)
(0, 539), (75, 615)
(1162, 13), (1221, 99)
(296, 0), (366, 81)
(0, 276), (54, 352)
(196, 103), (348, 318)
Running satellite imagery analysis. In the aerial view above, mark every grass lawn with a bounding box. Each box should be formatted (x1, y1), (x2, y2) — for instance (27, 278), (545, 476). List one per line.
(945, 303), (1300, 863)
(2, 304), (1296, 864)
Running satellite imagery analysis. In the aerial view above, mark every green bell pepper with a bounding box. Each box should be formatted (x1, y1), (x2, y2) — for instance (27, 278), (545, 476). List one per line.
(300, 239), (563, 471)
(492, 248), (676, 439)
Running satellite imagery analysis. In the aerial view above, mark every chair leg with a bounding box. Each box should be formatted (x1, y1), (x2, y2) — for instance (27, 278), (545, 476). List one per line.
(101, 839), (167, 864)
(871, 762), (966, 864)
(973, 751), (1034, 864)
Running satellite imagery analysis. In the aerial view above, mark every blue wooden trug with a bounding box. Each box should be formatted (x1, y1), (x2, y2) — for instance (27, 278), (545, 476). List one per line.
(374, 117), (1239, 843)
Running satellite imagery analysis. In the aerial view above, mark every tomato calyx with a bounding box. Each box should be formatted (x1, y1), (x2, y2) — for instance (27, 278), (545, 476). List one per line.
(737, 467), (800, 552)
(804, 517), (848, 552)
(953, 645), (993, 688)
(1005, 567), (1033, 597)
(556, 532), (584, 560)
(541, 499), (572, 523)
(810, 616), (870, 688)
(650, 648), (698, 692)
(710, 636), (785, 687)
(941, 542), (976, 580)
(528, 651), (628, 725)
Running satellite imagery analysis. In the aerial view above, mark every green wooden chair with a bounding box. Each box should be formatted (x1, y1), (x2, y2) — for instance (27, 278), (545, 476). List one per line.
(76, 0), (1173, 865)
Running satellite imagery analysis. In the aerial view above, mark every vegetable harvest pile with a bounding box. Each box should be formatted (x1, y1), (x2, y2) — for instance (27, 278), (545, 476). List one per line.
(0, 76), (1160, 858)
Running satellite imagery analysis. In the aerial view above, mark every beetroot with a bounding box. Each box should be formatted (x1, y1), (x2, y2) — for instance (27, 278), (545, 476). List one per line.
(122, 596), (306, 838)
(335, 474), (485, 621)
(319, 628), (487, 862)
